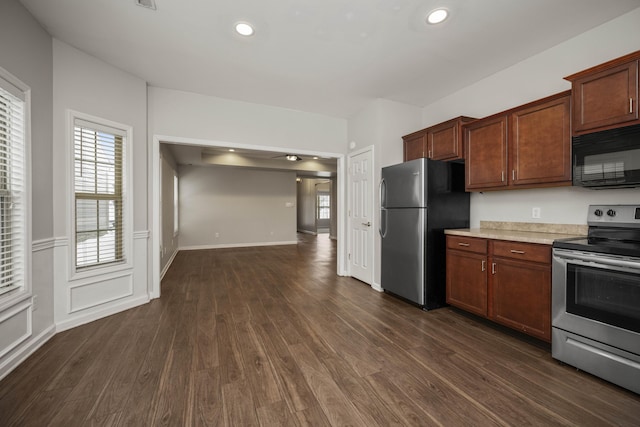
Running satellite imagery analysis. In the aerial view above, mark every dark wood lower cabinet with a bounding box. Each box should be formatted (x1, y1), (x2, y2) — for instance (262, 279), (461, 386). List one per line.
(490, 256), (551, 342)
(446, 250), (488, 317)
(446, 235), (552, 342)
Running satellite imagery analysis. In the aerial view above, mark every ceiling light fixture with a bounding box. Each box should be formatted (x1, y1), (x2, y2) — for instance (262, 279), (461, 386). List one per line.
(426, 8), (448, 24)
(135, 0), (157, 10)
(286, 155), (301, 161)
(235, 22), (255, 36)
(228, 148), (235, 152)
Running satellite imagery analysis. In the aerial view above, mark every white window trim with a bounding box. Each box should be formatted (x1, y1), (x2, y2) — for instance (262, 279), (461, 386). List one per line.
(0, 66), (32, 313)
(67, 110), (133, 281)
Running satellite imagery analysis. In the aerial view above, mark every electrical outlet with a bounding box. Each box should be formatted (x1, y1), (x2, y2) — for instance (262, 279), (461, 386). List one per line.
(532, 207), (541, 219)
(215, 232), (220, 238)
(32, 295), (38, 311)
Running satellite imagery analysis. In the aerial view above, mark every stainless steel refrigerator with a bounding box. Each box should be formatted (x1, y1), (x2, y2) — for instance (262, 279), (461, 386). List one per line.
(380, 158), (469, 309)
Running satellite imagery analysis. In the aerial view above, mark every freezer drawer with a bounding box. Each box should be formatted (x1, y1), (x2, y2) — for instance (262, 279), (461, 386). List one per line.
(381, 208), (425, 305)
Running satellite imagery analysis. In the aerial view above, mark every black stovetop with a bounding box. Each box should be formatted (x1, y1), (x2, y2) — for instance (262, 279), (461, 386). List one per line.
(553, 236), (640, 258)
(553, 205), (640, 258)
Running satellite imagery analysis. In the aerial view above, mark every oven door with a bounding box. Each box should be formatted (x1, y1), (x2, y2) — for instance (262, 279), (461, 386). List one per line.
(552, 248), (640, 355)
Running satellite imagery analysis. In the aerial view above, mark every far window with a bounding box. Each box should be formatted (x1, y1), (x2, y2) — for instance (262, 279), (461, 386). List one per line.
(74, 119), (125, 269)
(317, 192), (330, 219)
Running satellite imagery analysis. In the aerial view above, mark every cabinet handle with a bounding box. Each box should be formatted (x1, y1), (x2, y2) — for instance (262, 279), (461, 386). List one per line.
(631, 98), (634, 114)
(501, 171), (505, 182)
(428, 150), (432, 158)
(510, 249), (525, 254)
(481, 260), (486, 272)
(512, 170), (516, 181)
(491, 262), (496, 274)
(458, 242), (470, 247)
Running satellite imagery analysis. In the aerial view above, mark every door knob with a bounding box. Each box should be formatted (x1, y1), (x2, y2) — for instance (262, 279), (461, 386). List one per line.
(362, 221), (371, 227)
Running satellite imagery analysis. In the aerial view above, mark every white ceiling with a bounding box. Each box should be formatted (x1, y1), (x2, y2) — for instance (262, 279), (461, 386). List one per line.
(164, 143), (338, 176)
(20, 0), (640, 119)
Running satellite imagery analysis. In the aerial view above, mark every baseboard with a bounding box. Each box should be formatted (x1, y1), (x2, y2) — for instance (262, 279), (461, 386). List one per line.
(297, 229), (317, 235)
(371, 282), (384, 292)
(56, 294), (150, 333)
(179, 241), (298, 251)
(160, 248), (179, 281)
(0, 324), (56, 381)
(329, 234), (337, 240)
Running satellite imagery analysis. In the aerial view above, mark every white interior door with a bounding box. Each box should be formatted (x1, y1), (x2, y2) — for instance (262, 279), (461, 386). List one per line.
(348, 147), (374, 285)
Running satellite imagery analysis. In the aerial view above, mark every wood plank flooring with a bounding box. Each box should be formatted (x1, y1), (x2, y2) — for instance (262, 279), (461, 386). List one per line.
(1, 233), (639, 426)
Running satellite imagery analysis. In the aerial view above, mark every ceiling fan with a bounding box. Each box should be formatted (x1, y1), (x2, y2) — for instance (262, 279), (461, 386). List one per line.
(271, 154), (302, 161)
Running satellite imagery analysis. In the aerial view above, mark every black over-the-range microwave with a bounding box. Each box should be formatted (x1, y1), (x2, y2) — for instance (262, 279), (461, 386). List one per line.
(573, 123), (640, 189)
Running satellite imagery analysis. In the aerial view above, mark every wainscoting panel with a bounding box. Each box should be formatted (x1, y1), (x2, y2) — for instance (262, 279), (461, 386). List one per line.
(0, 301), (32, 360)
(68, 273), (133, 313)
(54, 231), (150, 332)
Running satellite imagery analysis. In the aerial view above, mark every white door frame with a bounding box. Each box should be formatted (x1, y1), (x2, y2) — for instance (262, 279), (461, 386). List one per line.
(347, 145), (375, 286)
(149, 135), (348, 299)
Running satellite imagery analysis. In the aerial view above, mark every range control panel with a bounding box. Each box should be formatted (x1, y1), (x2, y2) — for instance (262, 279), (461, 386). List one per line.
(588, 205), (640, 228)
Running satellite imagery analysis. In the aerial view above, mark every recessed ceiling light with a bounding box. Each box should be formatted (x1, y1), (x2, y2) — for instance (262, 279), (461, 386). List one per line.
(228, 148), (235, 152)
(426, 8), (448, 24)
(286, 155), (301, 161)
(313, 156), (319, 160)
(135, 0), (157, 10)
(235, 22), (255, 36)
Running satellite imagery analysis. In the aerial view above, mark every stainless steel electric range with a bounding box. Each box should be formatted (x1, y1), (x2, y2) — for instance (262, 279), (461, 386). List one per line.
(552, 205), (640, 395)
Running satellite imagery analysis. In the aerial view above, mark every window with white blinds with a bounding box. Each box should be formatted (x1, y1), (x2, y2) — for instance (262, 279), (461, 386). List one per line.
(317, 192), (330, 219)
(0, 78), (26, 297)
(74, 119), (125, 269)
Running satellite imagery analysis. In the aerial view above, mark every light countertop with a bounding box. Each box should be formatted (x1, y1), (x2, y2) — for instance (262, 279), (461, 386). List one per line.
(445, 221), (587, 245)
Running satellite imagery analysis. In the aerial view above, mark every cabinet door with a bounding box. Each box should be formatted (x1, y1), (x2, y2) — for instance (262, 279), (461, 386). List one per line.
(464, 116), (508, 191)
(446, 249), (488, 317)
(572, 60), (639, 134)
(510, 94), (571, 186)
(428, 119), (464, 160)
(490, 257), (551, 342)
(403, 132), (427, 161)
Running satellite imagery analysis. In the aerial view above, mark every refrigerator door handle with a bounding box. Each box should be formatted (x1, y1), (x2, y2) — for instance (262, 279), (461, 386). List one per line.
(379, 178), (386, 208)
(379, 208), (387, 238)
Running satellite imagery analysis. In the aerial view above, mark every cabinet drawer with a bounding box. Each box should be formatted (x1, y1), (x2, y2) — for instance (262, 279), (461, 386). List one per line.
(447, 236), (487, 254)
(491, 240), (550, 263)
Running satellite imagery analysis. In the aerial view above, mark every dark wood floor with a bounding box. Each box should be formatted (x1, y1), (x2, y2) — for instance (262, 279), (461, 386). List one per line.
(1, 233), (639, 426)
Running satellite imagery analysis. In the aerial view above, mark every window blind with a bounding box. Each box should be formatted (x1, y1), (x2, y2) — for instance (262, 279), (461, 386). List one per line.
(0, 81), (26, 296)
(74, 120), (125, 269)
(317, 193), (330, 219)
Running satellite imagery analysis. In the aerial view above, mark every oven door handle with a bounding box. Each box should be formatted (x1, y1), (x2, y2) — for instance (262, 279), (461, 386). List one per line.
(554, 249), (640, 271)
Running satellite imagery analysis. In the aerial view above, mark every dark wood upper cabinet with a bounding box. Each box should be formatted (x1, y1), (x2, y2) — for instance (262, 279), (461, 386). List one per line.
(402, 130), (427, 161)
(403, 116), (475, 162)
(510, 93), (571, 186)
(565, 51), (640, 135)
(428, 116), (476, 161)
(464, 91), (572, 192)
(464, 115), (508, 190)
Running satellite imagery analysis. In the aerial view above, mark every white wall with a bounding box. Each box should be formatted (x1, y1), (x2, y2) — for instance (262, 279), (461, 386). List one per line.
(348, 99), (422, 288)
(179, 165), (297, 249)
(149, 87), (348, 155)
(0, 0), (55, 380)
(160, 145), (179, 276)
(52, 40), (149, 331)
(420, 8), (640, 228)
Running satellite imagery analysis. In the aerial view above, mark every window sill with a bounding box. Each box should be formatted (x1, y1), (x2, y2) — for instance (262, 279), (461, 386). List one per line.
(0, 288), (31, 314)
(70, 260), (133, 282)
